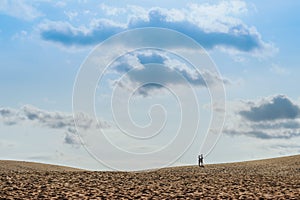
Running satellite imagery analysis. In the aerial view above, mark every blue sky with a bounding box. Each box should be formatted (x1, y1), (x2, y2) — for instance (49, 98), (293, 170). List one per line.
(0, 0), (300, 170)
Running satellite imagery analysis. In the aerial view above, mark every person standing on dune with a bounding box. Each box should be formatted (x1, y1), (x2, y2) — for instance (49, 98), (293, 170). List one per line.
(198, 154), (204, 167)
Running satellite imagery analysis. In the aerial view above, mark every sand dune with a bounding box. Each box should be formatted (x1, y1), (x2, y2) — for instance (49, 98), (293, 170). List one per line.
(1, 155), (300, 199)
(0, 160), (83, 173)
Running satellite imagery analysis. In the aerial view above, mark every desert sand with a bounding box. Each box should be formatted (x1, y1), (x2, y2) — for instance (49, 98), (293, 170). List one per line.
(1, 155), (300, 199)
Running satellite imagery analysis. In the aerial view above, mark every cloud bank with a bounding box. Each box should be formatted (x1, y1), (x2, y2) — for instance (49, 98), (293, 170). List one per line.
(224, 95), (300, 139)
(108, 50), (228, 96)
(39, 1), (274, 54)
(0, 105), (110, 145)
(239, 95), (300, 122)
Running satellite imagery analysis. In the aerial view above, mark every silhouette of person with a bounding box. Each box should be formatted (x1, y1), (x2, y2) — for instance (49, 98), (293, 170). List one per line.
(198, 154), (204, 167)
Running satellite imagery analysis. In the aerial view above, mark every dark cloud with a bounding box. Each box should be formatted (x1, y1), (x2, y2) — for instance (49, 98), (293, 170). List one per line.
(137, 52), (165, 65)
(22, 105), (74, 129)
(39, 7), (269, 53)
(0, 108), (14, 117)
(134, 83), (164, 97)
(224, 95), (300, 140)
(112, 52), (167, 74)
(64, 132), (81, 147)
(0, 107), (19, 125)
(239, 95), (300, 122)
(0, 105), (110, 145)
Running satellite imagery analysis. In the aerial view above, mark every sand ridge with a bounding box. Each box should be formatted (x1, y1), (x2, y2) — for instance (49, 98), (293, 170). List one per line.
(0, 155), (300, 199)
(0, 160), (83, 173)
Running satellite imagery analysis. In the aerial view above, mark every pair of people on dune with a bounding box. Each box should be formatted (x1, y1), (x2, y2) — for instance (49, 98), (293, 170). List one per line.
(198, 154), (204, 167)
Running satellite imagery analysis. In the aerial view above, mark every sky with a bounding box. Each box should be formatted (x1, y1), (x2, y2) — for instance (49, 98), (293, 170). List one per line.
(0, 0), (300, 171)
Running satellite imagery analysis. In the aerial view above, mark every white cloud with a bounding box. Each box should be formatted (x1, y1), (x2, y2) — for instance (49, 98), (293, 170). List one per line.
(109, 50), (229, 96)
(186, 1), (248, 33)
(54, 1), (66, 8)
(270, 64), (290, 75)
(39, 1), (276, 56)
(99, 3), (126, 16)
(0, 0), (42, 21)
(11, 30), (28, 41)
(64, 11), (78, 21)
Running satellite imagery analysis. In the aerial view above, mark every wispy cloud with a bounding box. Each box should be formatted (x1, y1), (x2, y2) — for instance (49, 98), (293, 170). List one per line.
(224, 95), (300, 139)
(0, 105), (110, 145)
(269, 143), (300, 155)
(39, 1), (274, 55)
(269, 64), (290, 75)
(0, 1), (42, 21)
(99, 3), (126, 16)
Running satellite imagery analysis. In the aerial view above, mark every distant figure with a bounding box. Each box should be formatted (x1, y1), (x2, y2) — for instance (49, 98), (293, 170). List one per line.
(198, 154), (204, 167)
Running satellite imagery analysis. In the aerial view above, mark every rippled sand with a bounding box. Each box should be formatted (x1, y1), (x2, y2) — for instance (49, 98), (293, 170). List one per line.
(1, 155), (300, 199)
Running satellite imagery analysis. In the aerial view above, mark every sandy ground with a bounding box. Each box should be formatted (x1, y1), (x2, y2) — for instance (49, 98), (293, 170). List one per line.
(0, 155), (300, 199)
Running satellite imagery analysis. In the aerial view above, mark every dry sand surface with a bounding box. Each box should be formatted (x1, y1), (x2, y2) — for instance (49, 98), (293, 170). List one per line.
(1, 155), (300, 199)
